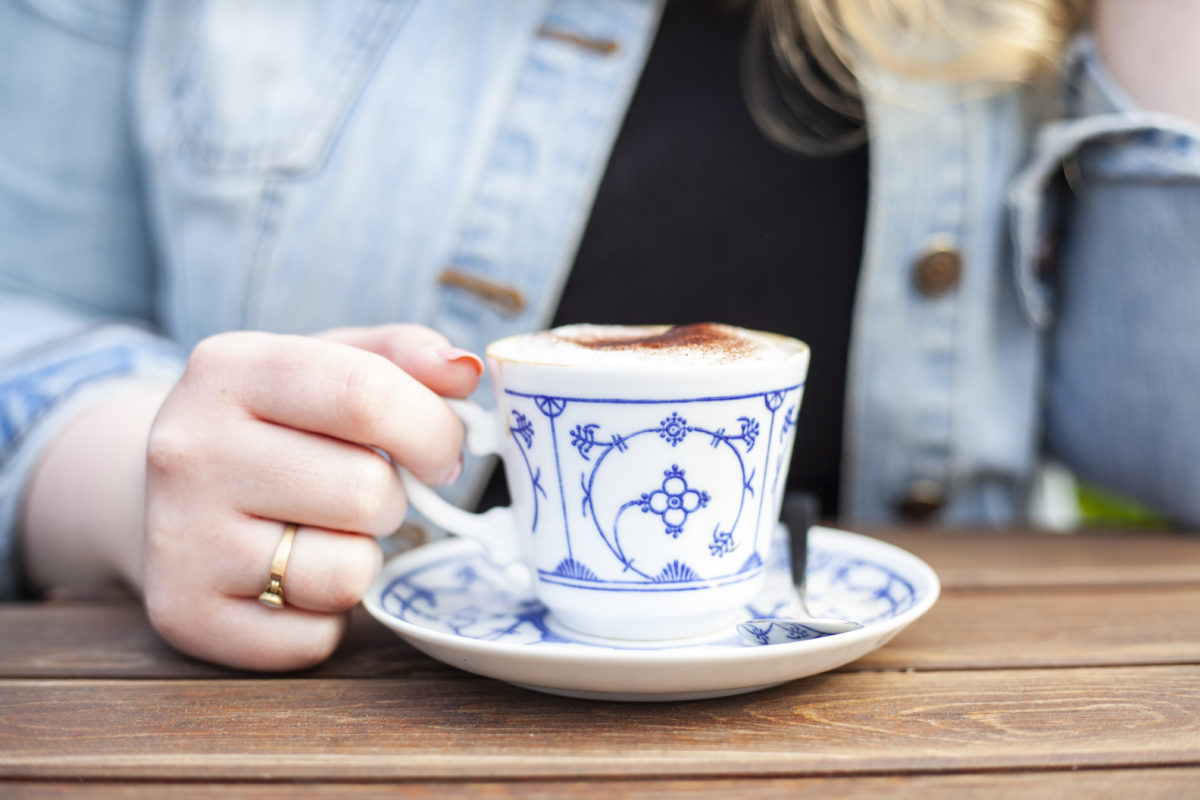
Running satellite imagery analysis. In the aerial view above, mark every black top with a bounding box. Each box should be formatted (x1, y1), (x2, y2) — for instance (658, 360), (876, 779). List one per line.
(549, 1), (868, 515)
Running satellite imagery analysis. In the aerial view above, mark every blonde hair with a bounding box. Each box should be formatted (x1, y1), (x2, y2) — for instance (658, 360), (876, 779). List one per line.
(806, 0), (1088, 85)
(743, 0), (1088, 153)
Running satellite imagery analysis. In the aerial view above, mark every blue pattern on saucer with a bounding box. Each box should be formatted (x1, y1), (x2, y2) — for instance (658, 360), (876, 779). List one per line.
(377, 529), (917, 649)
(736, 618), (864, 645)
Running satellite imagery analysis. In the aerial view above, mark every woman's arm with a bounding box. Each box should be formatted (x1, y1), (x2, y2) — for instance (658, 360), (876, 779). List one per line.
(21, 385), (171, 593)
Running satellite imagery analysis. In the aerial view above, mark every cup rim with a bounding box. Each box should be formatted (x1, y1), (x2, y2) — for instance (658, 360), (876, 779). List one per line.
(486, 324), (810, 370)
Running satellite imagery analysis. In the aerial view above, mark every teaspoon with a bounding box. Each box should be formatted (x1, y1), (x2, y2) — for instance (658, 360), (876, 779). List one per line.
(738, 492), (863, 645)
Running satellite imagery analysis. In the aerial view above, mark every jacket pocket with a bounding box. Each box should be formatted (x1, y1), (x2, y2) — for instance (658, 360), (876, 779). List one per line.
(145, 0), (413, 175)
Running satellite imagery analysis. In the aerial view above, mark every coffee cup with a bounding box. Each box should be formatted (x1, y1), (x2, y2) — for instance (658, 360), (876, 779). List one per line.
(398, 323), (810, 642)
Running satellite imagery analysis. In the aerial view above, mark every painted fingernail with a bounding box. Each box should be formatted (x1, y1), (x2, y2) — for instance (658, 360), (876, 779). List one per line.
(441, 457), (464, 486)
(436, 347), (484, 378)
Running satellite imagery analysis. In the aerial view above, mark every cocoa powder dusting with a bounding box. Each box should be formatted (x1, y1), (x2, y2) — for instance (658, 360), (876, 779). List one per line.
(567, 323), (756, 359)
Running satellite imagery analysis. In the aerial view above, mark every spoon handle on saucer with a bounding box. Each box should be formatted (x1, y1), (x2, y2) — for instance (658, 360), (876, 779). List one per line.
(781, 491), (820, 617)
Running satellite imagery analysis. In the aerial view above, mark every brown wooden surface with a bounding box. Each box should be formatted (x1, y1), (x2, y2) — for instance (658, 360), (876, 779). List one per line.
(3, 666), (1200, 780)
(4, 583), (1200, 679)
(7, 771), (1200, 800)
(3, 527), (1199, 797)
(860, 526), (1200, 588)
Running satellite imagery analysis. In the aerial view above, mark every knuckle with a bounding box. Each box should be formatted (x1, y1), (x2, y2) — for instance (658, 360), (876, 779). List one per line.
(184, 332), (242, 382)
(141, 514), (178, 567)
(341, 456), (394, 527)
(389, 322), (432, 338)
(332, 361), (389, 436)
(417, 413), (465, 478)
(323, 539), (382, 610)
(440, 415), (466, 461)
(378, 323), (445, 360)
(145, 422), (198, 480)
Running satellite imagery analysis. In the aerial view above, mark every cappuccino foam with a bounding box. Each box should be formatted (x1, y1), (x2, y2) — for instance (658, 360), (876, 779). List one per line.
(488, 323), (802, 368)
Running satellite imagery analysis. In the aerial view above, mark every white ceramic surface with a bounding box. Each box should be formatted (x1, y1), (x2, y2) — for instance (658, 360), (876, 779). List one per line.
(363, 525), (939, 701)
(400, 325), (811, 641)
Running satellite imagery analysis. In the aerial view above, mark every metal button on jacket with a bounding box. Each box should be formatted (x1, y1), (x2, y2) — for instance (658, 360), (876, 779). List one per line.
(913, 244), (963, 297)
(897, 479), (946, 520)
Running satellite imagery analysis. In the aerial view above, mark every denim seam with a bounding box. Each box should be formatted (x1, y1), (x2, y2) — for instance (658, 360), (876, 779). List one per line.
(1008, 110), (1200, 328)
(432, 0), (664, 338)
(16, 0), (135, 47)
(242, 180), (289, 329)
(174, 0), (413, 175)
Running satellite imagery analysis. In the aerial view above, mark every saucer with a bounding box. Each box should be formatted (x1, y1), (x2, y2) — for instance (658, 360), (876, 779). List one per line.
(363, 526), (939, 701)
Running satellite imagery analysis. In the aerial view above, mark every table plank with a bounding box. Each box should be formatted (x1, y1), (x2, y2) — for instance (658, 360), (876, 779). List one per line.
(0, 602), (455, 680)
(855, 585), (1200, 671)
(4, 583), (1200, 678)
(6, 769), (1200, 799)
(860, 527), (1200, 589)
(2, 666), (1198, 780)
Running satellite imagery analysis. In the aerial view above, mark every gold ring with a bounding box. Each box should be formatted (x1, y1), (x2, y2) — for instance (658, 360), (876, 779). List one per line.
(258, 522), (299, 608)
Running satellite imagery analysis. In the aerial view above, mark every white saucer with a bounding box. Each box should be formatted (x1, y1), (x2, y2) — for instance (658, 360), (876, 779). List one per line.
(363, 525), (939, 701)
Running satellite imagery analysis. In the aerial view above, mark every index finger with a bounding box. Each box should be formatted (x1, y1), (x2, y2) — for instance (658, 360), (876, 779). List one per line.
(185, 331), (463, 485)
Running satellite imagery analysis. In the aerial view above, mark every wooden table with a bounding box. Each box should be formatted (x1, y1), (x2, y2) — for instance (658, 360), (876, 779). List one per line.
(3, 526), (1200, 797)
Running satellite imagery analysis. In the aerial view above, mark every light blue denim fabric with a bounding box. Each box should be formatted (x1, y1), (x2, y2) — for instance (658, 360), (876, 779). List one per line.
(0, 0), (187, 598)
(1030, 38), (1200, 523)
(846, 34), (1200, 526)
(844, 67), (1045, 524)
(2, 2), (1198, 599)
(0, 0), (663, 597)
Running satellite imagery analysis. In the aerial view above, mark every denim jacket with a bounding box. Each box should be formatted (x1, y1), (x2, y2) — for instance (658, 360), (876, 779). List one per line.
(3, 0), (1199, 598)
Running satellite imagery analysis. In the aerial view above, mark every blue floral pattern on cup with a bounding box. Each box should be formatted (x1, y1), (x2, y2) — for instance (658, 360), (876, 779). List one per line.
(499, 386), (802, 597)
(637, 465), (709, 538)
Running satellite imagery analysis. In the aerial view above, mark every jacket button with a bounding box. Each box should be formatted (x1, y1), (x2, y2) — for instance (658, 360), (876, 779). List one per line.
(913, 242), (962, 297)
(897, 479), (945, 520)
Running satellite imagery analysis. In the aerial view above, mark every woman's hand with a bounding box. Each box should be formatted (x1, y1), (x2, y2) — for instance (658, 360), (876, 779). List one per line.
(23, 324), (482, 671)
(141, 324), (482, 670)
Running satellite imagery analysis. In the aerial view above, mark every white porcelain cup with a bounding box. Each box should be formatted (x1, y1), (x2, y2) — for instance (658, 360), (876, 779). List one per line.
(398, 323), (810, 642)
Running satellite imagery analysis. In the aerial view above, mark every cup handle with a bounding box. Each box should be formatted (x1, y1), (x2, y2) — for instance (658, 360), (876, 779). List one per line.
(396, 399), (522, 564)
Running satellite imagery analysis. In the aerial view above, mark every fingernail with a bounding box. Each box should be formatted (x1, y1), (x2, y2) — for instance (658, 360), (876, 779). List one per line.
(436, 347), (484, 378)
(441, 457), (464, 486)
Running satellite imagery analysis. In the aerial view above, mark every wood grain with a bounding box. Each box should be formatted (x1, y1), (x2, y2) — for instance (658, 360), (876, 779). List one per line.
(0, 602), (453, 680)
(6, 769), (1200, 799)
(2, 666), (1198, 780)
(3, 528), (1198, 792)
(860, 527), (1200, 589)
(855, 585), (1200, 670)
(5, 582), (1199, 679)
